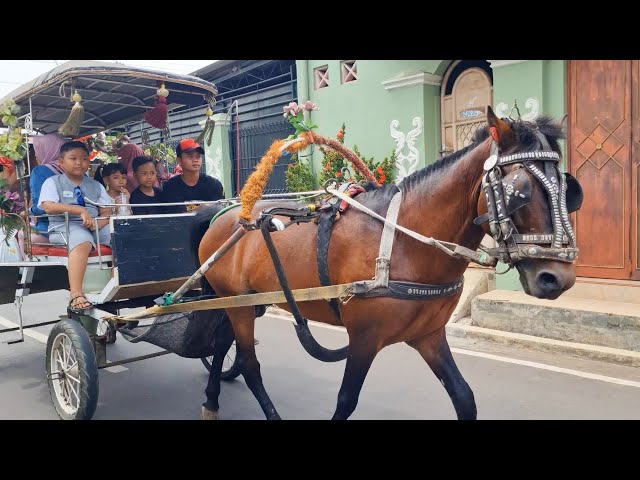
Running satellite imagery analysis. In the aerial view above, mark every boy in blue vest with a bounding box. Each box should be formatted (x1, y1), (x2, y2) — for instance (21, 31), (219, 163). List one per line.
(38, 141), (113, 312)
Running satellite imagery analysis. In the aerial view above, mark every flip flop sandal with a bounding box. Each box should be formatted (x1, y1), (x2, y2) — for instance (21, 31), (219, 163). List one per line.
(69, 294), (95, 314)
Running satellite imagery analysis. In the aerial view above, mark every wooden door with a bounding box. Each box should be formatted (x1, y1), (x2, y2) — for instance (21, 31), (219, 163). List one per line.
(568, 60), (638, 280)
(632, 62), (640, 280)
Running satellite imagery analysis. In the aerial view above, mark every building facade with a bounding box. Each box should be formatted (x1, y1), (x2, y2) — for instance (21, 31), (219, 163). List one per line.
(127, 60), (297, 197)
(295, 60), (639, 287)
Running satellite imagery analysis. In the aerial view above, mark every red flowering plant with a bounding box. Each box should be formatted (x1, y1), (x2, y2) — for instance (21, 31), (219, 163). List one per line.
(318, 123), (350, 184)
(0, 157), (25, 243)
(352, 145), (396, 185)
(319, 123), (396, 186)
(0, 99), (27, 242)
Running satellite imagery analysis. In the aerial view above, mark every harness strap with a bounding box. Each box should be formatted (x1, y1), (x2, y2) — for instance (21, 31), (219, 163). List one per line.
(209, 202), (241, 226)
(260, 215), (349, 363)
(317, 208), (341, 320)
(326, 188), (496, 267)
(370, 191), (402, 289)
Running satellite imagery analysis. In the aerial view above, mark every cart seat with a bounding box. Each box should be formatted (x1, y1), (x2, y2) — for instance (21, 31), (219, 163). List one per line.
(31, 244), (112, 257)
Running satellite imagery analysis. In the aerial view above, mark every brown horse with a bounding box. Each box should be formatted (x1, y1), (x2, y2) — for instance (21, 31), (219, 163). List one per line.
(192, 107), (580, 420)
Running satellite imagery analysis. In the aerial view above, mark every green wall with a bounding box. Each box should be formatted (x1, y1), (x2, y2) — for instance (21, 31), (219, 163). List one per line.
(492, 60), (566, 163)
(295, 59), (568, 292)
(296, 60), (447, 176)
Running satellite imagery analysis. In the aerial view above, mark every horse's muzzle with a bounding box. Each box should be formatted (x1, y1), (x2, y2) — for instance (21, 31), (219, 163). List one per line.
(517, 260), (576, 300)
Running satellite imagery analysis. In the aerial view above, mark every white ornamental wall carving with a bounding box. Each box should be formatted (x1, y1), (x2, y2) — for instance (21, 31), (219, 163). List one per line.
(495, 97), (539, 121)
(390, 117), (423, 184)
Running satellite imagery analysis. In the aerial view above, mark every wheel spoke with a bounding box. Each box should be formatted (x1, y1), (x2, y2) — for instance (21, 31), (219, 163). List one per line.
(62, 381), (71, 405)
(56, 350), (64, 369)
(63, 337), (71, 366)
(67, 351), (77, 371)
(68, 380), (80, 405)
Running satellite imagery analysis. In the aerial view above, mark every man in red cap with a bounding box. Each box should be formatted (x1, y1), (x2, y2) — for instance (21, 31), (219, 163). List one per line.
(162, 138), (224, 212)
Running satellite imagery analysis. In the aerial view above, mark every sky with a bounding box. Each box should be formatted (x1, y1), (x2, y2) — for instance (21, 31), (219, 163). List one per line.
(0, 60), (219, 99)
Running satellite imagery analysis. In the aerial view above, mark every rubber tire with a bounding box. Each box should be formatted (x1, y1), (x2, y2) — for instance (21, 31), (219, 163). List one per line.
(46, 319), (99, 420)
(201, 340), (242, 381)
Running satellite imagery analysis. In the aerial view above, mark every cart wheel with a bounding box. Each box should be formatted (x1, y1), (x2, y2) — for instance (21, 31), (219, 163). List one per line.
(46, 319), (99, 420)
(201, 340), (241, 381)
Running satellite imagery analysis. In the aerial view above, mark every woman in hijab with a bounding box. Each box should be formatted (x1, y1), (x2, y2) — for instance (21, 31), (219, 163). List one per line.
(117, 143), (167, 192)
(30, 133), (67, 234)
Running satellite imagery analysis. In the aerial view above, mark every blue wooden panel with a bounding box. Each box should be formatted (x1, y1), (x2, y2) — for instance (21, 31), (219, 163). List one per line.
(112, 215), (199, 285)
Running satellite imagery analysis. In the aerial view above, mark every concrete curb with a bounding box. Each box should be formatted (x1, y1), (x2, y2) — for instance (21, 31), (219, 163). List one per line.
(446, 322), (640, 367)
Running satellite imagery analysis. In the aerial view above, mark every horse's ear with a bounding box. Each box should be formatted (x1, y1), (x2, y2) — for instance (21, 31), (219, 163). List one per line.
(487, 105), (516, 150)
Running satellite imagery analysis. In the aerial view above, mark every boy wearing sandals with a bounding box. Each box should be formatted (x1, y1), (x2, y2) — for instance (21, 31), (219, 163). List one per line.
(38, 141), (113, 312)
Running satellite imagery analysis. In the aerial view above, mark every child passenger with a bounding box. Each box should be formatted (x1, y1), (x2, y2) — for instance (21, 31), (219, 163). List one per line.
(38, 141), (113, 313)
(94, 162), (131, 215)
(129, 156), (165, 215)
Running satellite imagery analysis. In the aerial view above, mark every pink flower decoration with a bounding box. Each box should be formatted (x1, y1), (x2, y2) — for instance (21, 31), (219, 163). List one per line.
(301, 101), (318, 111)
(282, 102), (301, 117)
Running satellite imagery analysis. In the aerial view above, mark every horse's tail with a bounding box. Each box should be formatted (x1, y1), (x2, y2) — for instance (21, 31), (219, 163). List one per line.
(190, 205), (225, 296)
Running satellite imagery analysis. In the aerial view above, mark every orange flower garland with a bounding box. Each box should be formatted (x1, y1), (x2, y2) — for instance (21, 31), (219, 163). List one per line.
(238, 137), (310, 221)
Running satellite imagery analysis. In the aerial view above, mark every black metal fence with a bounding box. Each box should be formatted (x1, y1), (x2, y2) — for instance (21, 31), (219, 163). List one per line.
(229, 118), (296, 196)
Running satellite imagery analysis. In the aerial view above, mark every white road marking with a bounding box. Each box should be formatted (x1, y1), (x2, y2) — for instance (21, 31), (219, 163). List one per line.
(0, 315), (49, 344)
(264, 312), (640, 389)
(1, 315), (128, 372)
(449, 348), (640, 389)
(104, 365), (128, 373)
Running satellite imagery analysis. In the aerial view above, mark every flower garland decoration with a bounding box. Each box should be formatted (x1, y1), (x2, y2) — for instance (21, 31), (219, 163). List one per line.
(0, 99), (27, 241)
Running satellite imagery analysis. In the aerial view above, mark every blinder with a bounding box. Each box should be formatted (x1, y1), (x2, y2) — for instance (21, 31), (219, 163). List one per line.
(475, 129), (580, 266)
(473, 167), (532, 226)
(564, 172), (583, 213)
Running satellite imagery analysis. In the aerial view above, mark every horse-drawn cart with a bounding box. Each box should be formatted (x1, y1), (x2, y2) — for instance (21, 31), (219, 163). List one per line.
(0, 61), (245, 419)
(1, 61), (583, 421)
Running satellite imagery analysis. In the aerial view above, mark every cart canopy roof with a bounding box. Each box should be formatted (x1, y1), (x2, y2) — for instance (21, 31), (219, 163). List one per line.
(0, 60), (218, 137)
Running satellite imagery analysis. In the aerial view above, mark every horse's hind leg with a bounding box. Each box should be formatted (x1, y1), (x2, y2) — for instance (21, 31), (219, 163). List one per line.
(201, 316), (235, 420)
(332, 335), (380, 420)
(408, 327), (477, 420)
(228, 307), (281, 420)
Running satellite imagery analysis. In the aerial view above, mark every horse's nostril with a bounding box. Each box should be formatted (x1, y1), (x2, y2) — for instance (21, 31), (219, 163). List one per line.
(537, 272), (559, 290)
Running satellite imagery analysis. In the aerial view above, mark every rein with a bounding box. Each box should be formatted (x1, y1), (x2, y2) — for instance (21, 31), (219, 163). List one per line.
(325, 187), (497, 268)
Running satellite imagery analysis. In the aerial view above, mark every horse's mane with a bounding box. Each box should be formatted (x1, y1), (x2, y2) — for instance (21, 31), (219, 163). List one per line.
(398, 115), (565, 192)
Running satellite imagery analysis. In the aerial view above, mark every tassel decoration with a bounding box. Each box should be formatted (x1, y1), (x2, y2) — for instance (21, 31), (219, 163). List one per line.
(195, 106), (216, 146)
(58, 90), (85, 137)
(144, 83), (169, 129)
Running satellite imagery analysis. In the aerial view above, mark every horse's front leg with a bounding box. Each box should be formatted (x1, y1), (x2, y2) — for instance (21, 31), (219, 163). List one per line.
(407, 326), (477, 420)
(201, 316), (236, 420)
(332, 332), (380, 420)
(228, 307), (281, 420)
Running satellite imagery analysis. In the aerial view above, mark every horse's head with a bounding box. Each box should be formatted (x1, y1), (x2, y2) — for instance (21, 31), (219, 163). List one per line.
(474, 107), (583, 300)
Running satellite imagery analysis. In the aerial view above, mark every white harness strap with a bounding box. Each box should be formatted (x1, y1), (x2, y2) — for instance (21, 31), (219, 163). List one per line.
(371, 191), (402, 289)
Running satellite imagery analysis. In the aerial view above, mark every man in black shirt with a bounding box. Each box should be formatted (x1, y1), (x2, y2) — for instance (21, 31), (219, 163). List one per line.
(162, 138), (224, 213)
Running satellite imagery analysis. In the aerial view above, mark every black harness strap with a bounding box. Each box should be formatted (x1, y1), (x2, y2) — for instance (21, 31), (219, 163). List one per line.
(352, 279), (464, 299)
(260, 215), (349, 363)
(316, 207), (342, 321)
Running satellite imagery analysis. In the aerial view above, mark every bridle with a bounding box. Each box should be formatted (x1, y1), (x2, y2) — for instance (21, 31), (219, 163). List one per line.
(474, 128), (583, 267)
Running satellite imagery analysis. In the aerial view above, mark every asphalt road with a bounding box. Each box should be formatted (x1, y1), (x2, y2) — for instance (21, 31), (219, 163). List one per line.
(2, 290), (640, 420)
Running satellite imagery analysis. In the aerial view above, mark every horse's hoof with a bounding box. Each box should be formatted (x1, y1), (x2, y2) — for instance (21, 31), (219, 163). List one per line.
(201, 406), (219, 420)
